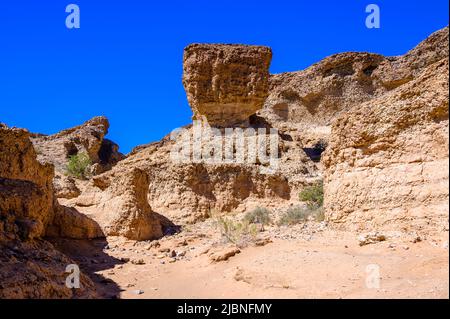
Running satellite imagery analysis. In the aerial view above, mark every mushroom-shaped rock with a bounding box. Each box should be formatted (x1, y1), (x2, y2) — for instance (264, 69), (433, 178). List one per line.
(183, 44), (272, 127)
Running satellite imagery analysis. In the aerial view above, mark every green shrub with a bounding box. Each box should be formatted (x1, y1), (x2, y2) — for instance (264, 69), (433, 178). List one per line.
(313, 208), (325, 222)
(215, 215), (259, 247)
(66, 152), (91, 179)
(278, 206), (312, 225)
(278, 205), (325, 226)
(243, 207), (272, 226)
(299, 180), (324, 209)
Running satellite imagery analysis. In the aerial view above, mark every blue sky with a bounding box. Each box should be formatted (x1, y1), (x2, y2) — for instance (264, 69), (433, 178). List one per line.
(0, 0), (448, 153)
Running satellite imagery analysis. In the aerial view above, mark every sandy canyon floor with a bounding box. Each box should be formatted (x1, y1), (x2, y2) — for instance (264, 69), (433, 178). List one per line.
(51, 217), (449, 299)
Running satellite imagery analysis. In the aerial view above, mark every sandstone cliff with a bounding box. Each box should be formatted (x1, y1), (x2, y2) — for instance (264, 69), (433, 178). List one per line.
(0, 125), (98, 298)
(259, 26), (449, 148)
(322, 27), (449, 234)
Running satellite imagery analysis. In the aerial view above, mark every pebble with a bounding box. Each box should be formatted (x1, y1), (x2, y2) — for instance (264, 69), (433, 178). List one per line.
(131, 258), (146, 265)
(132, 289), (144, 295)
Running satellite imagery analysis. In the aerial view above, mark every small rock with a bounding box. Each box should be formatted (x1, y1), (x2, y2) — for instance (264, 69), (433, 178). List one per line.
(177, 251), (186, 257)
(120, 257), (130, 263)
(403, 245), (410, 250)
(132, 289), (144, 295)
(177, 239), (188, 247)
(209, 246), (241, 262)
(131, 258), (145, 265)
(358, 232), (386, 246)
(158, 248), (170, 253)
(254, 238), (272, 247)
(170, 250), (177, 258)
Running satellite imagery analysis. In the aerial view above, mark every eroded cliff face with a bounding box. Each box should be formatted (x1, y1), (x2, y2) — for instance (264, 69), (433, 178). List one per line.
(259, 27), (450, 148)
(0, 125), (97, 298)
(65, 167), (164, 240)
(68, 127), (318, 225)
(322, 55), (449, 234)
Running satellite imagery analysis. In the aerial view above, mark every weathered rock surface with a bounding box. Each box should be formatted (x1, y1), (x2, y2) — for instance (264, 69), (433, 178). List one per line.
(0, 125), (98, 298)
(259, 26), (449, 148)
(1, 126), (55, 240)
(323, 56), (449, 233)
(31, 116), (124, 176)
(63, 168), (164, 240)
(183, 44), (272, 127)
(69, 123), (319, 224)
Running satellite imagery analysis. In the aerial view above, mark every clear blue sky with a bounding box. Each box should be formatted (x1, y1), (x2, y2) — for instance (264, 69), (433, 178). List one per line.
(0, 0), (448, 153)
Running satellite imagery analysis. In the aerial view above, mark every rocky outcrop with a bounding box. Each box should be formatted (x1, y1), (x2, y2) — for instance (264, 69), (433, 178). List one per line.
(68, 124), (319, 224)
(323, 56), (449, 233)
(372, 26), (449, 90)
(0, 125), (97, 298)
(31, 116), (124, 175)
(63, 168), (164, 240)
(259, 26), (449, 148)
(183, 44), (272, 127)
(1, 126), (55, 240)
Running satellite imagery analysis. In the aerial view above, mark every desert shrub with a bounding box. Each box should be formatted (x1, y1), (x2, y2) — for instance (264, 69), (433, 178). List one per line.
(66, 152), (91, 179)
(313, 208), (325, 222)
(278, 206), (312, 225)
(299, 180), (324, 209)
(243, 207), (271, 226)
(278, 205), (325, 225)
(215, 215), (259, 247)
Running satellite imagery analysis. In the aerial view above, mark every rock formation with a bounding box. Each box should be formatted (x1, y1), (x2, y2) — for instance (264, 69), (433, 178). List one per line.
(322, 27), (449, 234)
(64, 168), (164, 240)
(0, 125), (97, 298)
(31, 116), (123, 172)
(258, 27), (449, 149)
(183, 44), (272, 127)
